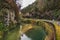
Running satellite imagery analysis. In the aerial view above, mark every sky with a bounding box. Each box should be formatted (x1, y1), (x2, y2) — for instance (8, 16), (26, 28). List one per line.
(21, 0), (36, 9)
(16, 0), (36, 9)
(21, 34), (31, 40)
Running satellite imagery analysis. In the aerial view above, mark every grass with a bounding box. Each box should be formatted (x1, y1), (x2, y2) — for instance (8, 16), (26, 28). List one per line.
(53, 22), (60, 40)
(5, 27), (20, 40)
(0, 23), (20, 40)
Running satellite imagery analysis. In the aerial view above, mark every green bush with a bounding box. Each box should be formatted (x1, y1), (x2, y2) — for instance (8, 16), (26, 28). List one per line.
(0, 22), (4, 31)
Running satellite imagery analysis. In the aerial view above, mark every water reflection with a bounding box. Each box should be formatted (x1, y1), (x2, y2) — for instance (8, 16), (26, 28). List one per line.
(21, 34), (31, 40)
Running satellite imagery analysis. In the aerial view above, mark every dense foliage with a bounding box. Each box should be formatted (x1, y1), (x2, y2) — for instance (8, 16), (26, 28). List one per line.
(21, 0), (60, 21)
(0, 0), (20, 40)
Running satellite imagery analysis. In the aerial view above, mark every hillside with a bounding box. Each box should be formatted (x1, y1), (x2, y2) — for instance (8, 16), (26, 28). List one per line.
(21, 0), (60, 21)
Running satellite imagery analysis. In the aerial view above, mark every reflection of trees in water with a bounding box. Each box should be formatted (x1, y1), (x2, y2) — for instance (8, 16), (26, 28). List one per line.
(25, 28), (46, 40)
